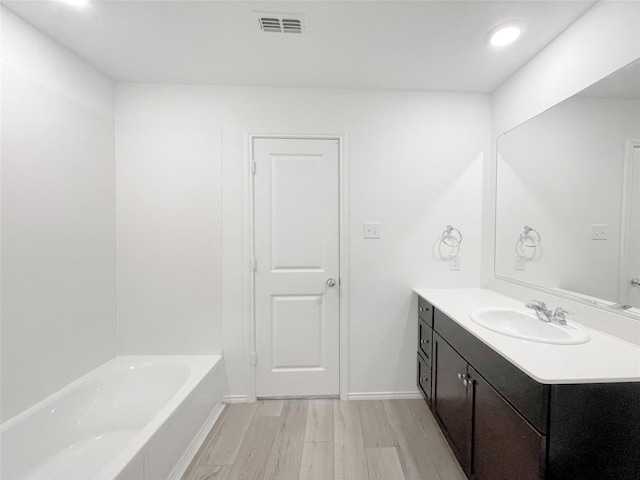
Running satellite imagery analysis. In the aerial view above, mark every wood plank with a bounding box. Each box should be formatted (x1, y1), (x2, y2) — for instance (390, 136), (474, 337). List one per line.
(255, 400), (284, 417)
(406, 399), (466, 480)
(200, 403), (258, 466)
(334, 401), (369, 480)
(382, 400), (441, 480)
(298, 442), (334, 480)
(262, 399), (309, 480)
(304, 399), (334, 442)
(366, 447), (406, 480)
(358, 400), (396, 448)
(227, 416), (279, 480)
(182, 465), (232, 480)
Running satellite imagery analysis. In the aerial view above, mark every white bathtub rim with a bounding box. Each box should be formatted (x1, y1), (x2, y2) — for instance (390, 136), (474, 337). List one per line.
(96, 355), (222, 480)
(1, 354), (223, 479)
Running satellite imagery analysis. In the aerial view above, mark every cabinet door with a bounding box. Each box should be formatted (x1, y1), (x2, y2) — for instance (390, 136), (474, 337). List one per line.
(433, 333), (472, 473)
(472, 366), (546, 480)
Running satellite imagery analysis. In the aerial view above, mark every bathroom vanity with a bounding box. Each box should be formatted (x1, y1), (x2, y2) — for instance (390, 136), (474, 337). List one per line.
(415, 288), (640, 480)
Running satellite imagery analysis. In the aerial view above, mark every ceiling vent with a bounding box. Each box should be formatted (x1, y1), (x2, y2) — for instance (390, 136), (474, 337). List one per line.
(255, 12), (305, 34)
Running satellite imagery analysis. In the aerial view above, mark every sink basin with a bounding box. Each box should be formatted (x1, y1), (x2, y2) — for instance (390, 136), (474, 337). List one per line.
(469, 307), (590, 345)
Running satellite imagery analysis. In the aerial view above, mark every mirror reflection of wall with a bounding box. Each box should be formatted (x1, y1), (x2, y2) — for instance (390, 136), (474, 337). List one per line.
(495, 59), (640, 311)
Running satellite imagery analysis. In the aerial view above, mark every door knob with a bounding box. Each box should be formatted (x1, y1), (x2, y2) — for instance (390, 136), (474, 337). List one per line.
(631, 278), (640, 287)
(326, 278), (337, 287)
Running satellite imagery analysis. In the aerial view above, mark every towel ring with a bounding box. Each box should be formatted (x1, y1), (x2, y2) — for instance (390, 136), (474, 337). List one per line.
(520, 225), (541, 247)
(442, 225), (463, 248)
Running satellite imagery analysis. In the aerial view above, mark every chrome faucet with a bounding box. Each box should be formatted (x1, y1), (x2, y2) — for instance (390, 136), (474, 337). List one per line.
(525, 300), (552, 321)
(525, 300), (572, 326)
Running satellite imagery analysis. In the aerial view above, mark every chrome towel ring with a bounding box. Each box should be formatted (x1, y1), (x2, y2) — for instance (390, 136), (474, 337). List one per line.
(442, 225), (463, 247)
(520, 225), (541, 247)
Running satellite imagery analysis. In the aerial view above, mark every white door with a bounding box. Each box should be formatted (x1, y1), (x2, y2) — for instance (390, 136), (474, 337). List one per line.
(620, 141), (640, 307)
(253, 137), (340, 397)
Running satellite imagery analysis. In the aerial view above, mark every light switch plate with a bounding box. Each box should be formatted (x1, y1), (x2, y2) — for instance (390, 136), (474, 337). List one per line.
(449, 254), (460, 271)
(515, 255), (525, 271)
(363, 222), (381, 239)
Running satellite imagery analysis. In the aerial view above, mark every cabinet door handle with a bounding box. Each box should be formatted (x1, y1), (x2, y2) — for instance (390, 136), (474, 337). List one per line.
(419, 307), (430, 312)
(420, 339), (429, 344)
(420, 377), (428, 382)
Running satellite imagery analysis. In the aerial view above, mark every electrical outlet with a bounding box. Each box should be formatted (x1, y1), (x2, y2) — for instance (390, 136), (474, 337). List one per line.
(515, 255), (525, 271)
(363, 222), (381, 239)
(449, 254), (461, 271)
(591, 224), (608, 240)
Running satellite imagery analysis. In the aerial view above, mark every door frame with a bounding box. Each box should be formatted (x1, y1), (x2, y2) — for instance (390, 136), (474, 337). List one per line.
(618, 139), (640, 303)
(247, 133), (349, 402)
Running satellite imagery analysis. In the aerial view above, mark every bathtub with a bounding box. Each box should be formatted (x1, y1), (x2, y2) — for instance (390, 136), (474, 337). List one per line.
(1, 355), (224, 480)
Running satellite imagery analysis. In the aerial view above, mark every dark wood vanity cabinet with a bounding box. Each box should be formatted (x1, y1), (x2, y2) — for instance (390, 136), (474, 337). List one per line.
(472, 366), (546, 480)
(432, 333), (473, 472)
(417, 297), (433, 404)
(432, 332), (545, 479)
(418, 296), (640, 480)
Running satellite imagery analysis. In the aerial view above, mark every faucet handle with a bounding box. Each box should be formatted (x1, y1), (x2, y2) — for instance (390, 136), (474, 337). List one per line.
(527, 300), (547, 309)
(553, 307), (573, 325)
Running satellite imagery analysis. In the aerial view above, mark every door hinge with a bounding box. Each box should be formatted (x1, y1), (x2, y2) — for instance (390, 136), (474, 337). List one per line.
(251, 160), (256, 175)
(251, 258), (257, 271)
(252, 352), (257, 366)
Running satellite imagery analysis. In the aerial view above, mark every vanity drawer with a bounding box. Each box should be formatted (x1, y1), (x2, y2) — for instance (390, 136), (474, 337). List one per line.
(418, 297), (434, 326)
(434, 308), (550, 434)
(418, 317), (433, 362)
(417, 352), (431, 403)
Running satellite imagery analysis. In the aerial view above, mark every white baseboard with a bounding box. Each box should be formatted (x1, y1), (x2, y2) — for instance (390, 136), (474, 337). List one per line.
(347, 391), (424, 401)
(220, 392), (423, 403)
(168, 403), (225, 480)
(223, 394), (250, 404)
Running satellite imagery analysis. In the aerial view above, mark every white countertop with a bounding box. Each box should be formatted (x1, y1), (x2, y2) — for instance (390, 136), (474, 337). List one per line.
(414, 288), (640, 384)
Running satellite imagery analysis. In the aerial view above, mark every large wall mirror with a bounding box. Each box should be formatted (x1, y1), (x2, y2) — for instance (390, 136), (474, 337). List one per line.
(495, 59), (640, 315)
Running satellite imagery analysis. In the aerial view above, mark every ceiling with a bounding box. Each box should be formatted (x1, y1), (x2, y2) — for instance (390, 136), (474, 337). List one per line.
(2, 0), (596, 93)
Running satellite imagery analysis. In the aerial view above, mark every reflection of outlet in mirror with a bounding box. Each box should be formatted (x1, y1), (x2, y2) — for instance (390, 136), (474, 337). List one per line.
(363, 222), (381, 239)
(590, 224), (608, 240)
(449, 254), (460, 271)
(515, 255), (525, 271)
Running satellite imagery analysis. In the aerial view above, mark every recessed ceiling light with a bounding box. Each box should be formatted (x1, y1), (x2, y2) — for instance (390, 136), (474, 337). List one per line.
(487, 22), (525, 47)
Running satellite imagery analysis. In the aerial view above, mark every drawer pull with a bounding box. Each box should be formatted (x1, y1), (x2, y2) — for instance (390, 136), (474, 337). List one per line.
(457, 372), (470, 387)
(419, 307), (430, 312)
(420, 339), (429, 344)
(420, 377), (428, 382)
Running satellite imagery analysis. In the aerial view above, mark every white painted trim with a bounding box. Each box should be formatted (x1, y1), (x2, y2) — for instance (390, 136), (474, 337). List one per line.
(347, 391), (424, 401)
(246, 131), (257, 403)
(247, 133), (349, 401)
(618, 139), (640, 303)
(339, 134), (350, 401)
(167, 403), (225, 480)
(223, 394), (251, 404)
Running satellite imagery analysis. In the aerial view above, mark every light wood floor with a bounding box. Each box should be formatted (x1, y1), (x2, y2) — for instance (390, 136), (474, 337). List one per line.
(182, 399), (466, 480)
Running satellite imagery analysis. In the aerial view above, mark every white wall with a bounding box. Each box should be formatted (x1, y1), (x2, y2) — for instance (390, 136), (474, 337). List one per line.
(115, 84), (491, 398)
(115, 89), (223, 355)
(1, 7), (117, 421)
(486, 0), (640, 284)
